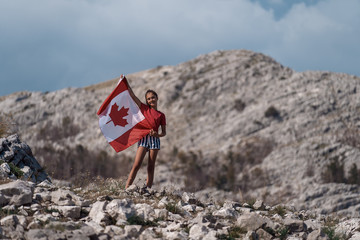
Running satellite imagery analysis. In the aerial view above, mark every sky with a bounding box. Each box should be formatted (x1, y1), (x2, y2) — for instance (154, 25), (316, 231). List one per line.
(0, 0), (359, 96)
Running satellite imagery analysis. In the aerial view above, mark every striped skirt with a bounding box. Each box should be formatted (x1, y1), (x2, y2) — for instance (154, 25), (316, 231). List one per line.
(138, 134), (160, 150)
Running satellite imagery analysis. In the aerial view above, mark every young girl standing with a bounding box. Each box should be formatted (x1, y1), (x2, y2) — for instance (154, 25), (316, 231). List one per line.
(124, 77), (166, 190)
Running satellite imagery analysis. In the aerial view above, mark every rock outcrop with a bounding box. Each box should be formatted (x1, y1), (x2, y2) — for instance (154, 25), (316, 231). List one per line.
(0, 134), (50, 184)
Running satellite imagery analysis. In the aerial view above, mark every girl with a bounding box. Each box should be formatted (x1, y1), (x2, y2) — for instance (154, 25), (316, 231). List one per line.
(124, 77), (166, 190)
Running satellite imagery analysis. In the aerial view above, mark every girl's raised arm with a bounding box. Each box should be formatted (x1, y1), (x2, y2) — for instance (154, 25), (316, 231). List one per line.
(123, 75), (142, 109)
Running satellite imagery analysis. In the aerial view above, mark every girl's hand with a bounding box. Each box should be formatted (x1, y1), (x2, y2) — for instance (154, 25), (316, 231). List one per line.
(149, 129), (158, 137)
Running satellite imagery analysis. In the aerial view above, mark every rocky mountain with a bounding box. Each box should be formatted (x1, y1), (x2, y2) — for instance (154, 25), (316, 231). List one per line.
(1, 49), (360, 218)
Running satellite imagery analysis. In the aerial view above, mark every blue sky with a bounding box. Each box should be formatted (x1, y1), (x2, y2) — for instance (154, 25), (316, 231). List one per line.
(0, 0), (359, 96)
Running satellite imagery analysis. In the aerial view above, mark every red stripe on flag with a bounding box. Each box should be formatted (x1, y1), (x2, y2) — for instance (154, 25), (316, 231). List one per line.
(109, 123), (152, 152)
(97, 77), (128, 115)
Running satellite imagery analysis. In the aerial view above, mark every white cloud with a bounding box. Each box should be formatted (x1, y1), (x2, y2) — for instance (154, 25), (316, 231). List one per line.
(269, 0), (360, 72)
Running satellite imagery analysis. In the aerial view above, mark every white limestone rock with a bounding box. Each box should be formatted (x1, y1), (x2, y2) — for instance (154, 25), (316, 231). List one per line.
(89, 201), (109, 225)
(104, 225), (125, 237)
(106, 198), (135, 221)
(335, 218), (360, 237)
(124, 225), (142, 238)
(53, 205), (81, 219)
(189, 224), (210, 240)
(0, 180), (34, 206)
(134, 203), (155, 221)
(213, 207), (239, 219)
(237, 212), (274, 231)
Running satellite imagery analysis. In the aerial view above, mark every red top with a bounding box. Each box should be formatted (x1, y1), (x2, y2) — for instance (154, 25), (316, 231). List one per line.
(140, 103), (166, 133)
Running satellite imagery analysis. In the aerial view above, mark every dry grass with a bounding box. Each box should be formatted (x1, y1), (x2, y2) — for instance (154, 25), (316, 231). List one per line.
(34, 144), (130, 181)
(171, 136), (275, 193)
(73, 176), (125, 202)
(0, 178), (12, 185)
(0, 121), (7, 137)
(34, 118), (132, 181)
(0, 113), (12, 138)
(340, 126), (360, 149)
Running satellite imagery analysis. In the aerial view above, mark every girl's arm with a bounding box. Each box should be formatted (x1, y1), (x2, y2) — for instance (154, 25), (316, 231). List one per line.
(122, 75), (142, 109)
(159, 125), (166, 137)
(150, 125), (166, 138)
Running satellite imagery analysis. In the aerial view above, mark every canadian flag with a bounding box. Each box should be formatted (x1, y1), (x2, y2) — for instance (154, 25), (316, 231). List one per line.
(97, 76), (152, 152)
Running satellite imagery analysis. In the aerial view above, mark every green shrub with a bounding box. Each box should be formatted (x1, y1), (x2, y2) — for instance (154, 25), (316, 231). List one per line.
(270, 205), (287, 218)
(341, 127), (360, 149)
(8, 163), (23, 178)
(322, 226), (344, 240)
(321, 157), (345, 183)
(264, 226), (276, 236)
(277, 227), (289, 240)
(265, 106), (280, 118)
(217, 226), (247, 240)
(165, 203), (182, 215)
(0, 207), (18, 218)
(234, 99), (246, 112)
(127, 215), (157, 227)
(245, 198), (256, 208)
(347, 163), (360, 185)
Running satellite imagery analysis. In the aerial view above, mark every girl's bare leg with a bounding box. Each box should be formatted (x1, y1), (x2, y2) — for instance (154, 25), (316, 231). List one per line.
(125, 147), (147, 189)
(146, 149), (158, 188)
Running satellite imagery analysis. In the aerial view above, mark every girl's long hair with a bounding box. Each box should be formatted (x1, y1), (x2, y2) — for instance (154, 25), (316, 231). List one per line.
(145, 89), (158, 106)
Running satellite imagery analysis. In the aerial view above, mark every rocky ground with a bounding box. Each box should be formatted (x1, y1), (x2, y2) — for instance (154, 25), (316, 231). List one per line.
(1, 178), (360, 240)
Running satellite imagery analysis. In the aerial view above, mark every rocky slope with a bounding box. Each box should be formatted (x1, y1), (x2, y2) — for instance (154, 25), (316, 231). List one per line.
(1, 49), (360, 218)
(1, 134), (360, 239)
(1, 175), (360, 239)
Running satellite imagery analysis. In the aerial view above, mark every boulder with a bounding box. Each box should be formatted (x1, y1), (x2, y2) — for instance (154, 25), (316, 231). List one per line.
(284, 217), (306, 233)
(0, 134), (50, 183)
(306, 229), (329, 240)
(335, 218), (360, 237)
(124, 225), (142, 238)
(134, 203), (156, 221)
(189, 224), (210, 240)
(89, 201), (110, 225)
(53, 205), (81, 219)
(0, 180), (34, 206)
(213, 206), (239, 219)
(106, 198), (135, 220)
(237, 212), (274, 231)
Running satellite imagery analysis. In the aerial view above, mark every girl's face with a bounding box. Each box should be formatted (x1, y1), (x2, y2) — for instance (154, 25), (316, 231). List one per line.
(146, 92), (158, 108)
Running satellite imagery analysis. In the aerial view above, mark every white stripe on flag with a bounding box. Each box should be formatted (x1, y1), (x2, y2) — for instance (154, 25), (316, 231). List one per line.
(99, 90), (145, 142)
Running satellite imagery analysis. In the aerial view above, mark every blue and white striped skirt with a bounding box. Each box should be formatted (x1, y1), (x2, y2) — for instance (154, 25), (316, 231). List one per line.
(138, 134), (161, 150)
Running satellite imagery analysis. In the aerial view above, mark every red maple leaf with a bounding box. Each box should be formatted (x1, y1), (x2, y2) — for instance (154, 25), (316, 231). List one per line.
(106, 103), (129, 127)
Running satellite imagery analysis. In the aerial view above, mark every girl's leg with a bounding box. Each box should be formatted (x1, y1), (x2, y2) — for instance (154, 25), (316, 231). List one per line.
(146, 149), (159, 188)
(125, 146), (147, 189)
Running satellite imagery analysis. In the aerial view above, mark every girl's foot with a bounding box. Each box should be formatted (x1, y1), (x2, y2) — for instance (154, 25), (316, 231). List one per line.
(140, 185), (151, 196)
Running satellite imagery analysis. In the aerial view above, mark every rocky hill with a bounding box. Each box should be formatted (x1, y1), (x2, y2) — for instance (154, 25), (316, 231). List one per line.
(1, 49), (360, 218)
